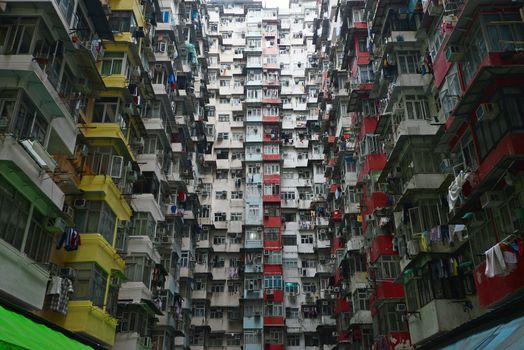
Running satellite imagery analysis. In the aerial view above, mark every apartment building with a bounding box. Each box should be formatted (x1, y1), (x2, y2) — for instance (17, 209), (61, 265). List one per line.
(321, 0), (524, 349)
(0, 0), (207, 349)
(190, 0), (338, 349)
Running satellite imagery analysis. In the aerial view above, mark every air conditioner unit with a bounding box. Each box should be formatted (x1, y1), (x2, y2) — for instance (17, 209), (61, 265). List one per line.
(20, 139), (57, 172)
(47, 217), (67, 233)
(396, 303), (407, 312)
(446, 46), (464, 62)
(74, 199), (87, 208)
(480, 191), (504, 209)
(475, 103), (499, 122)
(63, 205), (74, 218)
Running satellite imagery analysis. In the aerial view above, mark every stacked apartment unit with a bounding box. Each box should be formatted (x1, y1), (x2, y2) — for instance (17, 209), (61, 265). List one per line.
(321, 0), (524, 349)
(191, 0), (337, 349)
(0, 0), (208, 349)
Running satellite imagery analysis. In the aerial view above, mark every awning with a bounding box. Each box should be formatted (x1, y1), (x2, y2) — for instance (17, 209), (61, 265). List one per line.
(441, 314), (524, 350)
(0, 305), (93, 350)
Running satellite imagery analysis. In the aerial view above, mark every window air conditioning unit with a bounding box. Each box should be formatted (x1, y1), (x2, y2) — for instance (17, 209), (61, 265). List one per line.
(74, 199), (87, 208)
(47, 217), (67, 233)
(396, 303), (407, 312)
(475, 103), (499, 122)
(20, 139), (57, 172)
(480, 191), (504, 209)
(446, 46), (463, 62)
(63, 205), (74, 218)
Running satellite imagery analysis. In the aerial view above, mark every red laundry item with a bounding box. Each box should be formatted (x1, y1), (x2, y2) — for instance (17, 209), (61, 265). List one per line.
(177, 191), (187, 202)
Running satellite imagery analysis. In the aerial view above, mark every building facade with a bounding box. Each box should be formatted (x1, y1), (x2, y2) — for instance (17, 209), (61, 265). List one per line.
(1, 0), (524, 349)
(0, 0), (207, 348)
(322, 0), (524, 349)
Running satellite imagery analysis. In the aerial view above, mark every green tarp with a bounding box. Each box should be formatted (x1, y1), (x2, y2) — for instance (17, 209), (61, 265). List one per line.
(0, 305), (93, 350)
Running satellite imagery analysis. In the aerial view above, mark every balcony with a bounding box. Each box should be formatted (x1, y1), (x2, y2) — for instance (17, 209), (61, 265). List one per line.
(81, 123), (136, 162)
(408, 298), (483, 344)
(375, 280), (405, 300)
(0, 238), (49, 309)
(244, 289), (264, 299)
(335, 297), (351, 315)
(44, 300), (118, 346)
(79, 175), (132, 220)
(244, 315), (263, 329)
(0, 138), (65, 211)
(263, 316), (285, 326)
(63, 233), (125, 275)
(474, 252), (524, 308)
(369, 235), (397, 263)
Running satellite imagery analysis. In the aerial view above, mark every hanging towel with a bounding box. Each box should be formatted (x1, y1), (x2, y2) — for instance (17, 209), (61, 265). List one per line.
(485, 244), (507, 278)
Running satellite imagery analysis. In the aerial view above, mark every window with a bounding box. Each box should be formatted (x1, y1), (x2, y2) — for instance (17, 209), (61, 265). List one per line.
(215, 191), (227, 200)
(267, 329), (284, 344)
(264, 250), (282, 264)
(2, 18), (39, 55)
(12, 93), (49, 145)
(75, 201), (117, 244)
(245, 277), (262, 291)
(109, 11), (136, 33)
(282, 235), (297, 246)
(304, 334), (319, 347)
(286, 307), (299, 319)
(231, 191), (243, 199)
(208, 333), (223, 346)
(231, 212), (242, 221)
(375, 255), (401, 280)
(211, 255), (225, 268)
(211, 283), (224, 293)
(302, 282), (317, 293)
(284, 282), (299, 294)
(0, 174), (32, 251)
(192, 304), (206, 317)
(70, 263), (108, 308)
(214, 212), (227, 222)
(397, 51), (419, 74)
(281, 191), (295, 200)
(213, 235), (226, 245)
(125, 255), (153, 286)
(232, 132), (244, 141)
(226, 334), (241, 346)
(101, 52), (126, 75)
(132, 212), (156, 239)
(264, 163), (280, 174)
(263, 144), (279, 154)
(264, 275), (282, 289)
(217, 132), (229, 140)
(353, 289), (370, 312)
(264, 228), (279, 241)
(403, 95), (430, 120)
(286, 334), (300, 346)
(301, 234), (314, 244)
(265, 302), (283, 316)
(244, 331), (262, 344)
(218, 114), (230, 122)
